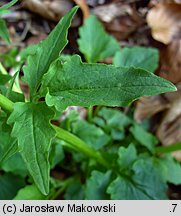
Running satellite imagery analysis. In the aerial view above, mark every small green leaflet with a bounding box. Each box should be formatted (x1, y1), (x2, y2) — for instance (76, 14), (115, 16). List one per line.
(23, 6), (78, 96)
(117, 144), (137, 170)
(43, 55), (176, 112)
(78, 15), (120, 63)
(85, 170), (112, 199)
(107, 158), (168, 200)
(129, 123), (158, 153)
(72, 120), (110, 150)
(113, 46), (159, 73)
(158, 155), (181, 185)
(7, 102), (55, 195)
(0, 18), (10, 43)
(94, 107), (131, 140)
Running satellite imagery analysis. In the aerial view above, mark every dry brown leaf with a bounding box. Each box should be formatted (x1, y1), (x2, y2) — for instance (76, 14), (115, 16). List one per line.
(93, 2), (143, 40)
(22, 0), (80, 26)
(157, 96), (181, 161)
(159, 39), (181, 83)
(150, 0), (181, 4)
(134, 95), (170, 122)
(134, 83), (181, 122)
(165, 82), (181, 102)
(134, 83), (181, 161)
(147, 3), (181, 44)
(93, 3), (133, 23)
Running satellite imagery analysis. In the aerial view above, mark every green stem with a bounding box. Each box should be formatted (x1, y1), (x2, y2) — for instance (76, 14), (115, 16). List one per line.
(0, 93), (14, 112)
(0, 93), (110, 168)
(52, 125), (110, 168)
(88, 106), (93, 122)
(155, 143), (181, 154)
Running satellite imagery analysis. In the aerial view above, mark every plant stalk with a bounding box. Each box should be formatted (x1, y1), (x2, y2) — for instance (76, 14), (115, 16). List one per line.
(0, 93), (14, 112)
(155, 143), (181, 154)
(52, 125), (110, 168)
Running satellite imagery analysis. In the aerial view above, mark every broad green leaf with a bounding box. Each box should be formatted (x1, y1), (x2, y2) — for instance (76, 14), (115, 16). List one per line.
(0, 173), (25, 200)
(72, 120), (110, 150)
(0, 0), (18, 11)
(129, 123), (158, 153)
(0, 18), (10, 43)
(23, 6), (78, 96)
(1, 153), (28, 177)
(113, 47), (159, 73)
(85, 170), (112, 200)
(117, 143), (137, 170)
(7, 102), (55, 195)
(43, 55), (176, 112)
(78, 15), (120, 63)
(107, 158), (167, 200)
(14, 185), (46, 200)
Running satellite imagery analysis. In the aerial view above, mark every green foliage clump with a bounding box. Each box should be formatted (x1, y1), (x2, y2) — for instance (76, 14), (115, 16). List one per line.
(0, 4), (180, 200)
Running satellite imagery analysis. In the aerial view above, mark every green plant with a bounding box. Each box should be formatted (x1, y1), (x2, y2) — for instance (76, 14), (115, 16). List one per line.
(0, 6), (181, 200)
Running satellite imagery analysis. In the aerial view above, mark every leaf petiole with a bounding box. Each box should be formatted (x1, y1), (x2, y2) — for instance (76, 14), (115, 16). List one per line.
(0, 93), (14, 112)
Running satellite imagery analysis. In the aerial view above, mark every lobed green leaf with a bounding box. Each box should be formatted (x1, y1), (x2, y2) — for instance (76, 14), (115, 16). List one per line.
(85, 170), (112, 199)
(117, 144), (137, 170)
(130, 123), (158, 153)
(7, 102), (56, 195)
(43, 55), (176, 112)
(108, 158), (168, 200)
(78, 15), (120, 63)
